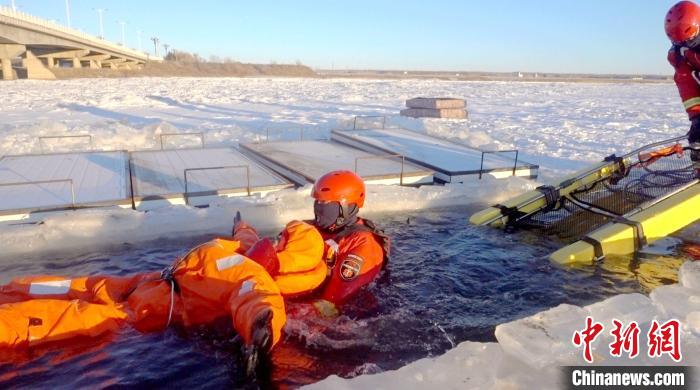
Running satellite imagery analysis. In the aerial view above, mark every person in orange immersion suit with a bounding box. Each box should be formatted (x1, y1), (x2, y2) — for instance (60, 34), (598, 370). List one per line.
(237, 170), (390, 317)
(0, 220), (325, 376)
(0, 170), (390, 377)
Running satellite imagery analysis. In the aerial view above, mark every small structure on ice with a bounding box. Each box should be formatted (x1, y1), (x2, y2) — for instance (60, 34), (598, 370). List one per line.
(400, 97), (468, 119)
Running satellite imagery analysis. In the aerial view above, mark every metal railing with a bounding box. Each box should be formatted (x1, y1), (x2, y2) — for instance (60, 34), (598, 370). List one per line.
(0, 178), (76, 207)
(479, 149), (520, 179)
(354, 154), (405, 185)
(183, 165), (251, 205)
(38, 135), (93, 154)
(353, 115), (386, 130)
(0, 6), (157, 61)
(264, 127), (305, 142)
(159, 132), (205, 150)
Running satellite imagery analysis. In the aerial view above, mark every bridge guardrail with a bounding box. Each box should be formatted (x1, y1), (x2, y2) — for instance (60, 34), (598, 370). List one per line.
(0, 6), (162, 61)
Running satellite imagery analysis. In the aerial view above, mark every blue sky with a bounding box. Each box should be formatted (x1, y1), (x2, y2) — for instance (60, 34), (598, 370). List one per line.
(6, 0), (681, 74)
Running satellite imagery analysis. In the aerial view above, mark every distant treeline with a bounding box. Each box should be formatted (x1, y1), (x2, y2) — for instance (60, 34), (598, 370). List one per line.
(50, 49), (316, 79)
(164, 50), (305, 67)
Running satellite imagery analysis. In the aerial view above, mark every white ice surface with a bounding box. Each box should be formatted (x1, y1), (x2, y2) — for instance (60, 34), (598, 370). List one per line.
(0, 78), (690, 258)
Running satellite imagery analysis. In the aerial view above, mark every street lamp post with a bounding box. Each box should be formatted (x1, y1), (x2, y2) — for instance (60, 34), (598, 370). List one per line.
(151, 37), (159, 57)
(163, 44), (169, 57)
(118, 21), (126, 46)
(10, 0), (16, 11)
(95, 8), (106, 39)
(65, 0), (71, 27)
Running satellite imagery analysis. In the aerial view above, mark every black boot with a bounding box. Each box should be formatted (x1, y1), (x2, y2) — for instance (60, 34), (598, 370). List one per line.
(691, 142), (700, 162)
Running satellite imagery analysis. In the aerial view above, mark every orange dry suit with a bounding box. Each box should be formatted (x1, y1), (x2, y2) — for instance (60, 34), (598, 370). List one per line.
(0, 235), (318, 350)
(236, 217), (389, 308)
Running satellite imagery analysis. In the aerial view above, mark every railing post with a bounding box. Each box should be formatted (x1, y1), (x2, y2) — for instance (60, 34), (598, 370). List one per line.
(479, 149), (519, 179)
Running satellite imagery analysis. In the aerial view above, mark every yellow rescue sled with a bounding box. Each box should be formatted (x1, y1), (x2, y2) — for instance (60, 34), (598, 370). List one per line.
(470, 136), (700, 265)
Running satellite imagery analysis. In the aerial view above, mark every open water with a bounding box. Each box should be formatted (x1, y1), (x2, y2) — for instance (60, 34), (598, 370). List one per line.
(0, 206), (693, 388)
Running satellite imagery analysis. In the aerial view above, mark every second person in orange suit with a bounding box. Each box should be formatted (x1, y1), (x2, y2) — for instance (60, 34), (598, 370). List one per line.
(0, 221), (327, 376)
(234, 170), (390, 317)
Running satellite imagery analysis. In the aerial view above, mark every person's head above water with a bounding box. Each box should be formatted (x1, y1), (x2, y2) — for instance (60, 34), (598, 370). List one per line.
(666, 1), (700, 46)
(311, 170), (365, 233)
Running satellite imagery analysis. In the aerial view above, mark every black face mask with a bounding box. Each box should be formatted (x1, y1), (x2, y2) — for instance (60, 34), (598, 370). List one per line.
(686, 34), (700, 50)
(314, 201), (358, 232)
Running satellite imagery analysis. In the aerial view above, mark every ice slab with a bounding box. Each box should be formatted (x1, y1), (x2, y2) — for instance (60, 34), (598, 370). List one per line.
(585, 293), (660, 328)
(679, 260), (700, 291)
(305, 341), (558, 390)
(130, 147), (292, 209)
(650, 284), (700, 321)
(331, 128), (538, 183)
(400, 108), (468, 119)
(494, 303), (588, 369)
(240, 140), (434, 186)
(405, 97), (466, 109)
(688, 312), (700, 334)
(0, 151), (131, 221)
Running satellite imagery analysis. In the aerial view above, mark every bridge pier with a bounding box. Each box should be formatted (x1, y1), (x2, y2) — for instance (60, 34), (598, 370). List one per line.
(22, 49), (56, 80)
(0, 44), (25, 80)
(82, 54), (110, 69)
(103, 57), (126, 69)
(44, 56), (55, 68)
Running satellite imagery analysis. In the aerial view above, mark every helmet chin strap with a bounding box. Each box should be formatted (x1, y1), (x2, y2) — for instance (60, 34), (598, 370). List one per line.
(331, 203), (358, 232)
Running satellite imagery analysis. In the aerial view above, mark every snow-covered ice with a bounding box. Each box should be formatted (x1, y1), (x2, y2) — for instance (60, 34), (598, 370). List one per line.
(0, 78), (688, 180)
(0, 77), (689, 258)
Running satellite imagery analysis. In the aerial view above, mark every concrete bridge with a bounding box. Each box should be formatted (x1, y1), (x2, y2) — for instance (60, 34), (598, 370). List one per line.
(0, 6), (162, 80)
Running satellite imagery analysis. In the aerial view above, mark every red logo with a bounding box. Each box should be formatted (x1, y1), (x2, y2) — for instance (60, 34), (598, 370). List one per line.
(573, 316), (604, 363)
(647, 319), (682, 362)
(609, 319), (640, 359)
(573, 317), (683, 363)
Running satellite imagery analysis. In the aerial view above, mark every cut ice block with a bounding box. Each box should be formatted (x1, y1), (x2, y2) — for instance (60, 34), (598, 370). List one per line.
(650, 284), (700, 321)
(0, 151), (132, 221)
(240, 140), (433, 186)
(400, 108), (467, 119)
(679, 260), (700, 291)
(494, 304), (588, 368)
(130, 147), (292, 209)
(405, 97), (466, 109)
(585, 293), (660, 328)
(331, 128), (538, 183)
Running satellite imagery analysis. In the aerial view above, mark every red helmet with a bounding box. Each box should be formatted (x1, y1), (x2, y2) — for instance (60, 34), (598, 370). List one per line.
(311, 170), (365, 208)
(665, 1), (700, 44)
